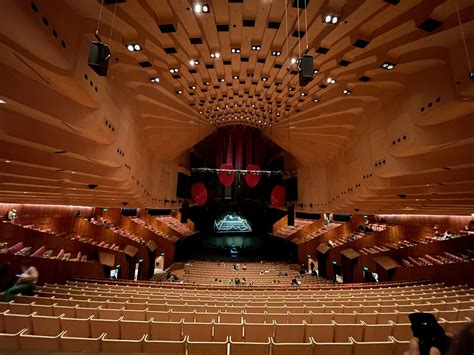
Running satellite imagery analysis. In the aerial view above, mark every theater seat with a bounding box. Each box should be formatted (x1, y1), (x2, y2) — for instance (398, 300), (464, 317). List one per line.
(270, 337), (313, 355)
(229, 337), (271, 355)
(143, 334), (187, 354)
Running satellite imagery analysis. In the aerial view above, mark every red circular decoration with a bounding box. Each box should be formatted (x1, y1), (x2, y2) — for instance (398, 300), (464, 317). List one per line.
(218, 163), (235, 187)
(271, 185), (286, 208)
(191, 182), (208, 206)
(245, 164), (261, 188)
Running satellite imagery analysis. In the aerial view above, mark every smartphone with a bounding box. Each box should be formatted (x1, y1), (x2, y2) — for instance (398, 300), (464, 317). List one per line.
(409, 312), (450, 355)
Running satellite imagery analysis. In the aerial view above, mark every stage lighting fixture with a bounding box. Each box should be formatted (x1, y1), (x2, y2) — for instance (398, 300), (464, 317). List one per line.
(380, 61), (396, 70)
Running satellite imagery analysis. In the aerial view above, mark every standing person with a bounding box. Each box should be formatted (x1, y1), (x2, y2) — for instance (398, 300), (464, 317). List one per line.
(1, 265), (38, 302)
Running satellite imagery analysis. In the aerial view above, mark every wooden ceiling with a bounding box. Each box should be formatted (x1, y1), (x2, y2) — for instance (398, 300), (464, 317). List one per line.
(0, 0), (473, 214)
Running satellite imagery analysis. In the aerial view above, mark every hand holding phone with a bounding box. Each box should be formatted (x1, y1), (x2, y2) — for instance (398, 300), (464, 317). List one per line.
(409, 312), (451, 355)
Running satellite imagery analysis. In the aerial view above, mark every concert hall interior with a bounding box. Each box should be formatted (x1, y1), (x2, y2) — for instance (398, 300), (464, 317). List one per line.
(0, 0), (473, 354)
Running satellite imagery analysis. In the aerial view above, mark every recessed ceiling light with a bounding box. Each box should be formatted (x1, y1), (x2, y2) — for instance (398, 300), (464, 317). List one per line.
(313, 98), (320, 103)
(290, 57), (298, 64)
(194, 3), (202, 13)
(125, 43), (142, 52)
(271, 50), (281, 56)
(313, 69), (319, 74)
(204, 81), (210, 86)
(261, 77), (268, 81)
(150, 77), (160, 83)
(231, 48), (241, 54)
(326, 77), (336, 84)
(0, 99), (6, 104)
(5, 160), (11, 163)
(189, 59), (199, 66)
(380, 61), (396, 70)
(300, 92), (306, 96)
(210, 52), (220, 58)
(202, 4), (210, 13)
(342, 89), (351, 95)
(233, 75), (239, 80)
(169, 68), (179, 73)
(251, 45), (261, 51)
(176, 90), (183, 94)
(190, 85), (196, 90)
(324, 15), (340, 24)
(219, 78), (225, 82)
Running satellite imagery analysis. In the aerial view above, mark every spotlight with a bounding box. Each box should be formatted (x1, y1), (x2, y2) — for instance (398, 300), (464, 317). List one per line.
(251, 45), (261, 51)
(176, 90), (183, 94)
(233, 75), (239, 79)
(313, 69), (319, 74)
(300, 92), (306, 96)
(231, 48), (241, 54)
(271, 50), (281, 56)
(204, 81), (210, 86)
(219, 78), (225, 82)
(194, 3), (202, 13)
(261, 77), (268, 81)
(150, 77), (160, 83)
(324, 15), (340, 24)
(342, 89), (351, 95)
(210, 52), (220, 58)
(380, 61), (396, 70)
(125, 43), (142, 52)
(189, 59), (199, 66)
(326, 77), (336, 84)
(202, 4), (209, 13)
(0, 99), (6, 104)
(169, 68), (179, 73)
(290, 57), (298, 64)
(313, 98), (320, 103)
(190, 85), (196, 90)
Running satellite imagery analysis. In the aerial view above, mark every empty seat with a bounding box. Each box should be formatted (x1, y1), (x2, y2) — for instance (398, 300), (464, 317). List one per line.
(229, 337), (270, 355)
(214, 322), (243, 342)
(183, 321), (213, 341)
(363, 322), (393, 341)
(120, 319), (151, 340)
(101, 333), (145, 353)
(3, 311), (33, 333)
(32, 314), (62, 336)
(243, 321), (274, 342)
(305, 321), (334, 342)
(219, 311), (242, 323)
(150, 320), (183, 341)
(143, 334), (187, 354)
(274, 322), (305, 343)
(311, 337), (353, 355)
(90, 317), (121, 338)
(352, 337), (394, 355)
(187, 336), (228, 355)
(19, 329), (65, 351)
(60, 315), (91, 337)
(334, 321), (364, 342)
(0, 328), (24, 350)
(60, 331), (102, 352)
(271, 337), (312, 355)
(390, 321), (412, 341)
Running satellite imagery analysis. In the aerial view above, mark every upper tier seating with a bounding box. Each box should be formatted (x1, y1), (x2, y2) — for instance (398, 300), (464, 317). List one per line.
(0, 279), (472, 353)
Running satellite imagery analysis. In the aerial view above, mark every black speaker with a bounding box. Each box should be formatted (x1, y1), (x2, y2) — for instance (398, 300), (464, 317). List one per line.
(180, 201), (189, 223)
(288, 204), (295, 226)
(88, 41), (111, 77)
(298, 55), (314, 86)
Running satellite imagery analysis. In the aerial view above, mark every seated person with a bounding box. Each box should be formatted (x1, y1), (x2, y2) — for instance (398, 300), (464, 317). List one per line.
(1, 265), (38, 302)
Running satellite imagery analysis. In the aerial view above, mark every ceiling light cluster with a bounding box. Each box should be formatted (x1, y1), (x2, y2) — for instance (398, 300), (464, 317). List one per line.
(189, 59), (199, 66)
(210, 52), (220, 58)
(231, 48), (241, 54)
(380, 61), (396, 70)
(342, 89), (351, 95)
(194, 3), (210, 13)
(324, 15), (340, 24)
(290, 57), (298, 64)
(271, 50), (281, 56)
(251, 45), (261, 51)
(169, 68), (179, 74)
(0, 99), (6, 104)
(150, 77), (160, 83)
(326, 77), (336, 84)
(125, 43), (142, 52)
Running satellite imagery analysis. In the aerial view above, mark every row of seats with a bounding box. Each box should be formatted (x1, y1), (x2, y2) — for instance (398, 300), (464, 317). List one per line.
(0, 313), (470, 354)
(2, 299), (473, 324)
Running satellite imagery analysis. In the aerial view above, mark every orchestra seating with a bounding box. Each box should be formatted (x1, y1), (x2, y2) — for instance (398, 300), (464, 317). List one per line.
(177, 261), (329, 286)
(0, 279), (472, 353)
